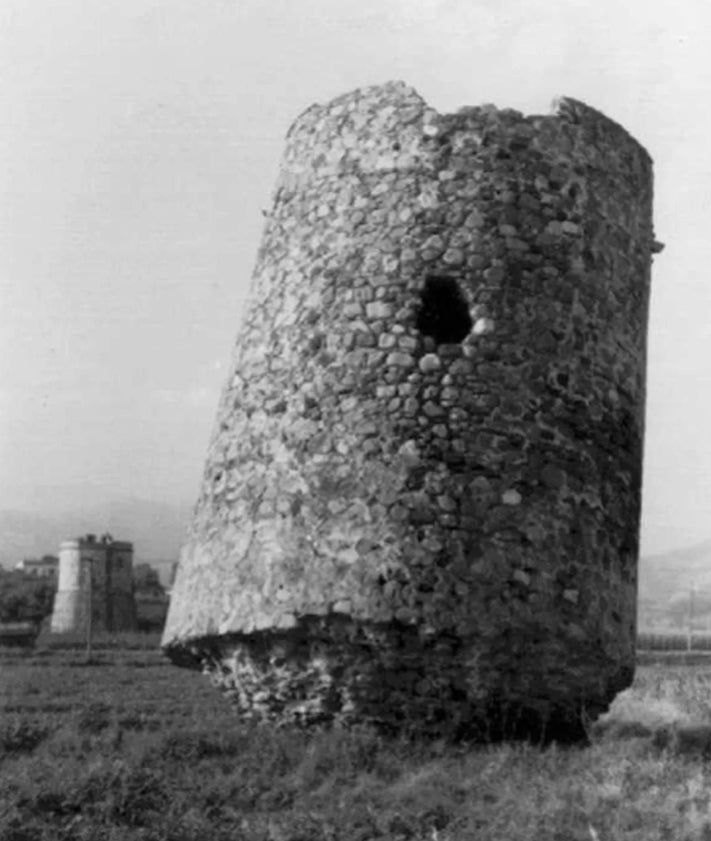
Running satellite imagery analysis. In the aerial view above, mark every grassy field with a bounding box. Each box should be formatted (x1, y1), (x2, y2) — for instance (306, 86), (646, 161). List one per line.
(3, 636), (711, 840)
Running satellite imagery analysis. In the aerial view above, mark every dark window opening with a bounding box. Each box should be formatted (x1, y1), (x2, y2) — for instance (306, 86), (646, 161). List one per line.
(415, 275), (473, 344)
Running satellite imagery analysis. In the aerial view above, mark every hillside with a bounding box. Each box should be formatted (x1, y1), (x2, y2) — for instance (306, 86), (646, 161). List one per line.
(638, 539), (711, 630)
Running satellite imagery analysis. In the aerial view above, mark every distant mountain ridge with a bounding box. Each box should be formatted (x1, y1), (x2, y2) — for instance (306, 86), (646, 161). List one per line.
(0, 498), (192, 577)
(638, 539), (711, 630)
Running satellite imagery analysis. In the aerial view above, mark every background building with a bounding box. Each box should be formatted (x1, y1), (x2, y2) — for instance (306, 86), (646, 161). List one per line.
(14, 555), (58, 579)
(50, 533), (138, 633)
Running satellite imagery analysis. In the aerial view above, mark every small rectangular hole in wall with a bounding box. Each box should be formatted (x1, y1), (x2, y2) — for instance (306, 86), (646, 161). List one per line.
(415, 275), (473, 344)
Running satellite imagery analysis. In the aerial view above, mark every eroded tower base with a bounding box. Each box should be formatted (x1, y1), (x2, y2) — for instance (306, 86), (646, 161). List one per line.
(164, 616), (631, 743)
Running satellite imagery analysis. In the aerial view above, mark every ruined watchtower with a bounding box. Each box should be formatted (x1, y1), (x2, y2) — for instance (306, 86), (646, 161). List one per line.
(50, 533), (138, 633)
(163, 82), (660, 740)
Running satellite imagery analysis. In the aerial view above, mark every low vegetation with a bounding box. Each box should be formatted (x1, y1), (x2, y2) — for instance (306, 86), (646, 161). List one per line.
(638, 631), (711, 651)
(2, 634), (711, 840)
(0, 572), (55, 625)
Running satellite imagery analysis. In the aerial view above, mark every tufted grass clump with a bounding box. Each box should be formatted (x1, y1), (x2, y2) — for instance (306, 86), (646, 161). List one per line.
(75, 701), (113, 735)
(0, 716), (51, 755)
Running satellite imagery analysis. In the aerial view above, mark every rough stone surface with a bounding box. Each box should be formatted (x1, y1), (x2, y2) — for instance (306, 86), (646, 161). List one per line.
(162, 81), (660, 741)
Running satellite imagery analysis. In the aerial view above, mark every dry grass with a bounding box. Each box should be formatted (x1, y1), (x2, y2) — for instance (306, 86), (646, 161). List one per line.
(2, 638), (711, 840)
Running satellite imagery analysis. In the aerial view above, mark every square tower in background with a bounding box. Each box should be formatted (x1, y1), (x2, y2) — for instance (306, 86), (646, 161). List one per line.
(50, 533), (138, 633)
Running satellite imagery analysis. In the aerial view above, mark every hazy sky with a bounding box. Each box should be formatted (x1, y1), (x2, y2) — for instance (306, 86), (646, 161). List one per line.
(0, 0), (708, 555)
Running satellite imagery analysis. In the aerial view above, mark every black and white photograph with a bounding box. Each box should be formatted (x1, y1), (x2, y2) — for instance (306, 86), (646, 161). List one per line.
(1, 1), (710, 838)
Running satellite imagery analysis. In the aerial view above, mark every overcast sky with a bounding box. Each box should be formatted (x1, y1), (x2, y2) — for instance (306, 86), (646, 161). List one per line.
(0, 0), (708, 555)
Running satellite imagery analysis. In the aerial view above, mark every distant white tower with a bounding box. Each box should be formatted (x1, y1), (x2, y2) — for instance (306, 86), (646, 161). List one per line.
(50, 533), (138, 633)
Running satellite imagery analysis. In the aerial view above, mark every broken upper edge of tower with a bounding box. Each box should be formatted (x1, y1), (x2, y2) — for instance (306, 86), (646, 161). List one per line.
(290, 80), (650, 160)
(283, 81), (663, 256)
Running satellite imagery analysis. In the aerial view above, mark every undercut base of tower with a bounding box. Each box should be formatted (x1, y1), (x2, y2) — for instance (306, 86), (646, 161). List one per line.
(164, 616), (632, 743)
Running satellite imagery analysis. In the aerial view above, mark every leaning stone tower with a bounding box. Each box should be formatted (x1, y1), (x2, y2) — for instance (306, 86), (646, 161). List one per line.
(163, 82), (660, 741)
